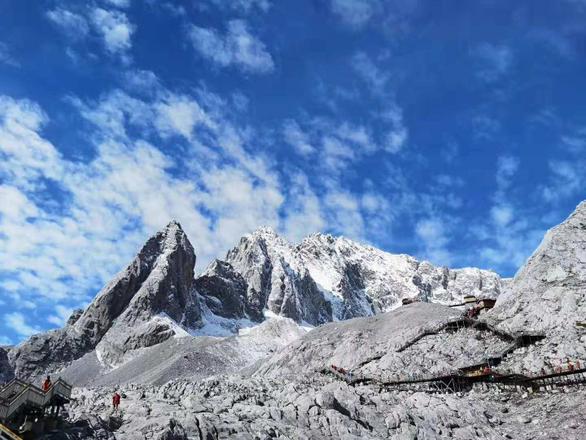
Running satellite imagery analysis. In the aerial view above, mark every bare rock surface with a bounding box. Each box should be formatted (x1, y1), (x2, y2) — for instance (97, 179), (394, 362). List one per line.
(257, 303), (462, 378)
(490, 201), (586, 333)
(61, 374), (586, 439)
(8, 221), (201, 379)
(487, 201), (586, 374)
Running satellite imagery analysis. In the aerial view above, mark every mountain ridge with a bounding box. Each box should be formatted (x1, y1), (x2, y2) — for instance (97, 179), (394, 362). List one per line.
(5, 217), (505, 380)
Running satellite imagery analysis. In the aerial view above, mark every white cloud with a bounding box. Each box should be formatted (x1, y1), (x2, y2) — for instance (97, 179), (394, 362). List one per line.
(380, 105), (408, 153)
(324, 190), (365, 239)
(155, 95), (212, 140)
(350, 52), (409, 153)
(415, 218), (452, 266)
(474, 155), (544, 272)
(542, 160), (583, 202)
(0, 42), (19, 67)
(283, 120), (315, 156)
(351, 52), (388, 92)
(330, 0), (380, 29)
(474, 43), (513, 82)
(91, 8), (135, 56)
(189, 20), (274, 74)
(322, 135), (355, 171)
(104, 0), (131, 8)
(0, 96), (64, 189)
(495, 155), (519, 190)
(123, 69), (161, 95)
(283, 173), (325, 242)
(47, 8), (90, 38)
(5, 312), (40, 337)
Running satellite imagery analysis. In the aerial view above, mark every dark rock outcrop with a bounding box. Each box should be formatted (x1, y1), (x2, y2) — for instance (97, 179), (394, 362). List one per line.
(0, 347), (14, 383)
(195, 260), (249, 319)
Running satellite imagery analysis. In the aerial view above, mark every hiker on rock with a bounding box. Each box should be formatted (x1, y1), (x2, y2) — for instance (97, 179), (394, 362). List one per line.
(113, 391), (121, 412)
(42, 375), (52, 392)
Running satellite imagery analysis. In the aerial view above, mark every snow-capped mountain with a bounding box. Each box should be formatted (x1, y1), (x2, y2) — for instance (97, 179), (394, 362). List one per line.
(4, 202), (586, 439)
(202, 226), (504, 325)
(5, 220), (503, 382)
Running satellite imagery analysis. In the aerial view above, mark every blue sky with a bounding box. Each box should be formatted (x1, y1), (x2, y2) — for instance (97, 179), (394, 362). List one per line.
(1, 0), (585, 344)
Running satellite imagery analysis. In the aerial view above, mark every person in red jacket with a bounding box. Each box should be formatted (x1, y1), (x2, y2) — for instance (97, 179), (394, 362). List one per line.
(42, 376), (52, 392)
(112, 391), (121, 412)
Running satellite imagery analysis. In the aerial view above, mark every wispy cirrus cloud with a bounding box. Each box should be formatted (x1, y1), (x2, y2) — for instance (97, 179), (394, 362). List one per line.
(330, 0), (380, 29)
(104, 0), (131, 8)
(91, 7), (135, 56)
(474, 43), (513, 82)
(6, 312), (41, 338)
(0, 42), (19, 67)
(189, 20), (274, 74)
(47, 8), (90, 39)
(46, 4), (135, 61)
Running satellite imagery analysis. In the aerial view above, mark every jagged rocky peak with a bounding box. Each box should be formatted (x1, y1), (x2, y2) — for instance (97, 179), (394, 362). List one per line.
(216, 226), (330, 325)
(9, 220), (202, 378)
(200, 227), (504, 327)
(94, 220), (202, 366)
(71, 219), (199, 347)
(490, 200), (586, 333)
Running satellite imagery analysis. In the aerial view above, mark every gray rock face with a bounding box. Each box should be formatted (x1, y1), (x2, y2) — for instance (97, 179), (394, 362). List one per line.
(490, 201), (586, 334)
(0, 347), (14, 383)
(59, 318), (307, 387)
(66, 309), (84, 326)
(485, 201), (586, 375)
(219, 228), (333, 325)
(257, 303), (464, 379)
(9, 221), (201, 378)
(95, 221), (202, 366)
(195, 260), (249, 319)
(202, 227), (503, 325)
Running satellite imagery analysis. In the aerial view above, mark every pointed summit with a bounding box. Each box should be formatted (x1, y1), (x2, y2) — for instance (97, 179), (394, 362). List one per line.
(9, 221), (201, 377)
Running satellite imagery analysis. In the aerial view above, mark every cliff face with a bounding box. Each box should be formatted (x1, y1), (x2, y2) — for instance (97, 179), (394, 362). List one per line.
(8, 221), (201, 378)
(490, 201), (586, 334)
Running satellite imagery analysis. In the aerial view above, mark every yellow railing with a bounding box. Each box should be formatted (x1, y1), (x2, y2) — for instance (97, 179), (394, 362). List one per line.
(0, 423), (22, 440)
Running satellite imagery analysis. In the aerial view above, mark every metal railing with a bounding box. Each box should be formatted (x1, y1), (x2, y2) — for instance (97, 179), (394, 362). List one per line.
(0, 379), (72, 421)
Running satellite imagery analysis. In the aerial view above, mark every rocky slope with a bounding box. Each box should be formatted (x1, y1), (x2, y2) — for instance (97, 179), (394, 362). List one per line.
(486, 201), (586, 374)
(57, 375), (586, 440)
(490, 201), (586, 333)
(0, 347), (13, 383)
(58, 318), (306, 387)
(256, 302), (516, 380)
